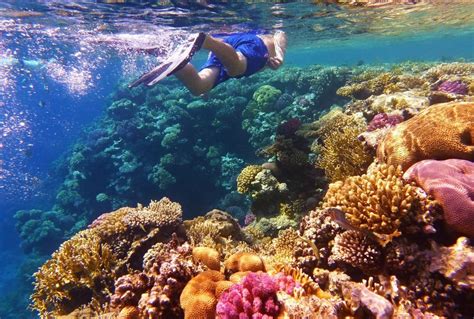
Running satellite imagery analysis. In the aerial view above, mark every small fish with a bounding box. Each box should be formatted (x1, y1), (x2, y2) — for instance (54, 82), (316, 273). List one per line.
(326, 207), (379, 240)
(38, 100), (46, 108)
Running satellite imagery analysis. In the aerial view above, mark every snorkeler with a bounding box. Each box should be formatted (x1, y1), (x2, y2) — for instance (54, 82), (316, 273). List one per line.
(130, 31), (287, 96)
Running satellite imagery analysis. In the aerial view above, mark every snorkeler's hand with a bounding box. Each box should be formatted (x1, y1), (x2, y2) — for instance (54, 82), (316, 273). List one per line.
(267, 57), (283, 70)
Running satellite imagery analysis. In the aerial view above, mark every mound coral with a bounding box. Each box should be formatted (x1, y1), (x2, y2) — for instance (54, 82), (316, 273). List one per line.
(404, 159), (474, 237)
(180, 270), (226, 319)
(377, 102), (474, 171)
(322, 164), (428, 240)
(330, 230), (383, 273)
(193, 247), (221, 271)
(224, 252), (266, 274)
(216, 272), (280, 319)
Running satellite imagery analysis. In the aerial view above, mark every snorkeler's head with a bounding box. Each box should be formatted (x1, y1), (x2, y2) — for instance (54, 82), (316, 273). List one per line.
(274, 30), (287, 61)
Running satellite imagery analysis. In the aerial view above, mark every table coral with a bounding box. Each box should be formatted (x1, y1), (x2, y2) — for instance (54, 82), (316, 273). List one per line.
(403, 159), (474, 238)
(322, 164), (428, 240)
(377, 102), (474, 171)
(215, 272), (280, 319)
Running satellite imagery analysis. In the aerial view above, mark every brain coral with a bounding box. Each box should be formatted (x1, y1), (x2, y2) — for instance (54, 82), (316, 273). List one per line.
(323, 164), (427, 239)
(377, 102), (474, 171)
(403, 159), (474, 237)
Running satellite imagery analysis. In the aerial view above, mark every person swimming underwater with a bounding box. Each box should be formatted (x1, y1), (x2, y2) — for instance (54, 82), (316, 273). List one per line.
(130, 30), (287, 96)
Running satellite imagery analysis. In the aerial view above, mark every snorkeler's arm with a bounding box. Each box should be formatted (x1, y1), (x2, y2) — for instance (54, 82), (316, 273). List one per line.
(267, 31), (287, 70)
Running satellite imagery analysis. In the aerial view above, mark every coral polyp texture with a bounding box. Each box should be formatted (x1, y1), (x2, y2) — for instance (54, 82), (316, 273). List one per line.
(236, 165), (263, 194)
(403, 159), (474, 237)
(322, 164), (428, 239)
(377, 102), (474, 171)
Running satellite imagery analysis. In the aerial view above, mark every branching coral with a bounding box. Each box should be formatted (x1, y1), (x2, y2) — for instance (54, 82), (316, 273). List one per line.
(216, 272), (280, 319)
(322, 164), (429, 240)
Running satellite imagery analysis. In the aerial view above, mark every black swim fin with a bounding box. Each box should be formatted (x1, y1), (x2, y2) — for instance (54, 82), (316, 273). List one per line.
(129, 32), (206, 88)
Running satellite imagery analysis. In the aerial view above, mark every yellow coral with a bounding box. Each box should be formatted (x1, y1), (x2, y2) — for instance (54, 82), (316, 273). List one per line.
(317, 124), (373, 182)
(322, 164), (424, 238)
(237, 165), (263, 194)
(31, 232), (116, 317)
(278, 200), (305, 218)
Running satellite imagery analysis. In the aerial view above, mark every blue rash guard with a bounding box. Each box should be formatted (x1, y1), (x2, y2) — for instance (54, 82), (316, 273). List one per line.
(200, 33), (269, 87)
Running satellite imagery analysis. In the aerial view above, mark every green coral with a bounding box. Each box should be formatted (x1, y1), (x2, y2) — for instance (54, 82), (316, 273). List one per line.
(252, 84), (282, 111)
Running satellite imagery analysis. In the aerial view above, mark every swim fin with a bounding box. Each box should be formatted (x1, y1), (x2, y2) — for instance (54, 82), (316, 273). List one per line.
(129, 32), (206, 88)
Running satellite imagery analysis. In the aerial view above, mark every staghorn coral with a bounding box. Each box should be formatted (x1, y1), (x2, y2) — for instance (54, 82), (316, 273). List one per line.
(329, 230), (383, 273)
(429, 237), (474, 290)
(377, 102), (474, 171)
(322, 164), (429, 240)
(216, 272), (280, 319)
(236, 165), (263, 194)
(403, 159), (474, 237)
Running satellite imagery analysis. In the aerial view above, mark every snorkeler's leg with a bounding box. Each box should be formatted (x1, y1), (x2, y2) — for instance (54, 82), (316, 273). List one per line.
(174, 63), (218, 96)
(202, 36), (247, 77)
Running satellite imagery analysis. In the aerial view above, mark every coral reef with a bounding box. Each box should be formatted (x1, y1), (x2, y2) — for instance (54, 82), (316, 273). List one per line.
(404, 159), (474, 237)
(377, 102), (474, 171)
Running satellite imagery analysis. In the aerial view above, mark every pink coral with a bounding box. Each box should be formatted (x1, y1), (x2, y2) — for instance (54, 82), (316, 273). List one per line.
(437, 80), (468, 95)
(403, 159), (474, 237)
(367, 112), (403, 132)
(216, 272), (280, 319)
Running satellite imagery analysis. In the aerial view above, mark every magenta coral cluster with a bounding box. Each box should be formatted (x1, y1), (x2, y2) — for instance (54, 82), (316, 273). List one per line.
(367, 113), (404, 131)
(273, 272), (299, 295)
(216, 272), (281, 319)
(437, 80), (468, 95)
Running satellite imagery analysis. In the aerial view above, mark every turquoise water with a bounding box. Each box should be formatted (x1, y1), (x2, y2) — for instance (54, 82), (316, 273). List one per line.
(0, 1), (473, 318)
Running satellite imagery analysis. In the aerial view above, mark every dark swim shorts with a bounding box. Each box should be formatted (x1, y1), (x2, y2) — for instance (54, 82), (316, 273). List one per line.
(200, 33), (269, 87)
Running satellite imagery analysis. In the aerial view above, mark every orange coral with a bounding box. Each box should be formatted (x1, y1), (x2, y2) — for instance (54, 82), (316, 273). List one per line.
(377, 102), (474, 171)
(180, 270), (225, 319)
(192, 247), (221, 271)
(117, 306), (139, 319)
(224, 252), (266, 274)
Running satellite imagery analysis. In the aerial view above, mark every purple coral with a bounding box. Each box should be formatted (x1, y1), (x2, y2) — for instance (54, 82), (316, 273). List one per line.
(244, 212), (256, 226)
(367, 112), (403, 131)
(276, 118), (301, 137)
(216, 272), (281, 319)
(437, 80), (468, 95)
